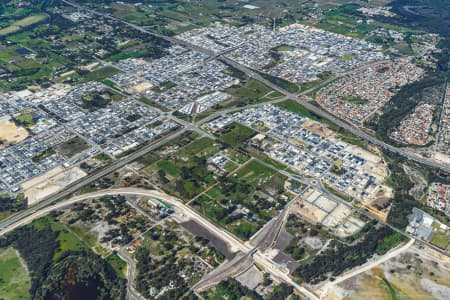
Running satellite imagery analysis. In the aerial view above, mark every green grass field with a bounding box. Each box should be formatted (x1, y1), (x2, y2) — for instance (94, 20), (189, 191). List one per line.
(275, 45), (295, 52)
(16, 112), (33, 126)
(146, 138), (220, 200)
(55, 228), (88, 259)
(30, 216), (90, 260)
(157, 160), (181, 177)
(218, 123), (256, 147)
(177, 137), (220, 159)
(0, 210), (14, 222)
(300, 72), (335, 92)
(85, 66), (120, 81)
(430, 231), (450, 249)
(206, 186), (224, 200)
(275, 100), (318, 120)
(0, 247), (31, 300)
(194, 195), (227, 224)
(0, 14), (48, 37)
(226, 149), (250, 164)
(342, 95), (369, 105)
(226, 79), (273, 103)
(231, 220), (259, 240)
(106, 253), (127, 278)
(235, 160), (277, 184)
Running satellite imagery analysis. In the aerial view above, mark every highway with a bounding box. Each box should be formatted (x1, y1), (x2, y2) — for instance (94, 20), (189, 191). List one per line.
(57, 1), (450, 248)
(192, 254), (254, 292)
(3, 1), (446, 297)
(0, 127), (190, 232)
(218, 58), (450, 174)
(0, 187), (320, 300)
(61, 0), (450, 174)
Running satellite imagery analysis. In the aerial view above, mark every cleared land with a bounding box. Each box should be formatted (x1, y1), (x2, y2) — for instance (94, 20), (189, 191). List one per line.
(332, 247), (450, 300)
(55, 136), (90, 158)
(0, 118), (29, 146)
(22, 166), (87, 206)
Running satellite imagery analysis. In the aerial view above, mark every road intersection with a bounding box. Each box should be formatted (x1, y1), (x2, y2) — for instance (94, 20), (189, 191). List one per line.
(0, 187), (318, 299)
(1, 2), (448, 299)
(61, 0), (450, 174)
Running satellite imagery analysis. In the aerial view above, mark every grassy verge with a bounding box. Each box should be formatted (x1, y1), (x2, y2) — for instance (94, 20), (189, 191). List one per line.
(0, 247), (31, 299)
(138, 97), (171, 112)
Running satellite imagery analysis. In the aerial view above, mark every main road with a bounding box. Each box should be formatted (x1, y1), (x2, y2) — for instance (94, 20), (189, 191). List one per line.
(0, 127), (191, 232)
(0, 187), (319, 300)
(4, 1), (446, 296)
(218, 58), (450, 174)
(61, 0), (450, 174)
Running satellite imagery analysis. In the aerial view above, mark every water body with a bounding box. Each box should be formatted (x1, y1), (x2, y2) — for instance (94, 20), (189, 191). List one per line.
(44, 279), (102, 300)
(41, 0), (50, 12)
(15, 48), (32, 55)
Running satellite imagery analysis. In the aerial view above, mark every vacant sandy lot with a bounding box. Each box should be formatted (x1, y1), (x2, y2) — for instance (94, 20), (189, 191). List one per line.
(129, 81), (153, 93)
(303, 120), (333, 138)
(330, 246), (450, 300)
(304, 189), (322, 203)
(293, 202), (328, 223)
(314, 195), (337, 213)
(435, 152), (450, 165)
(22, 166), (87, 206)
(0, 118), (28, 146)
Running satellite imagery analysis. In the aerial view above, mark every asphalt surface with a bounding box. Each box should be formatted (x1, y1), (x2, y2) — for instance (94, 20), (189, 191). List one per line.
(4, 2), (447, 298)
(118, 247), (142, 300)
(219, 58), (450, 173)
(64, 0), (450, 174)
(0, 128), (188, 232)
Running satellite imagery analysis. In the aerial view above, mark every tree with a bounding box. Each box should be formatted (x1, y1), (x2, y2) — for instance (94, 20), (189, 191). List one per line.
(263, 272), (272, 286)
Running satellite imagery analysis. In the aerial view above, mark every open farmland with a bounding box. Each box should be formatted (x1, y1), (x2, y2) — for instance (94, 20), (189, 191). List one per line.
(0, 14), (48, 37)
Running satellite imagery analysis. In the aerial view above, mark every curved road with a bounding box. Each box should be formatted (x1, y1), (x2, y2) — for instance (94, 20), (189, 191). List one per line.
(118, 248), (142, 300)
(219, 58), (450, 174)
(0, 187), (319, 300)
(318, 238), (415, 299)
(62, 0), (450, 174)
(0, 128), (189, 232)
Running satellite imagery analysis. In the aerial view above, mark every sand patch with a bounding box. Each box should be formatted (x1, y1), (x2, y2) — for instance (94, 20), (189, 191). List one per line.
(128, 81), (153, 94)
(293, 201), (327, 223)
(435, 152), (450, 165)
(22, 166), (87, 206)
(303, 120), (333, 137)
(334, 247), (450, 300)
(0, 117), (28, 146)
